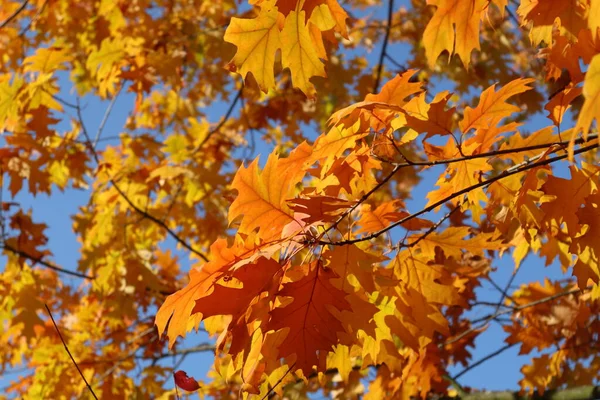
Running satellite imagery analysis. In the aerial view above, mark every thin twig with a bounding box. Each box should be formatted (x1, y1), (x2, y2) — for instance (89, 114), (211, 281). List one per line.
(446, 286), (591, 346)
(193, 86), (243, 153)
(264, 362), (296, 399)
(93, 87), (122, 149)
(486, 276), (517, 303)
(2, 244), (94, 279)
(373, 0), (394, 93)
(318, 164), (402, 240)
(92, 328), (157, 387)
(319, 141), (599, 246)
(384, 53), (407, 72)
(397, 203), (460, 249)
(0, 0), (30, 30)
(75, 98), (209, 262)
(150, 343), (215, 361)
(46, 91), (79, 109)
(18, 0), (47, 35)
(452, 343), (516, 380)
(493, 264), (521, 317)
(45, 304), (99, 400)
(382, 133), (598, 168)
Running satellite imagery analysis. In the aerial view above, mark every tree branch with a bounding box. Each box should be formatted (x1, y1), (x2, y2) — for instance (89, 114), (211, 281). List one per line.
(452, 343), (517, 380)
(193, 86), (243, 153)
(373, 0), (395, 93)
(2, 243), (95, 280)
(45, 304), (99, 400)
(446, 285), (591, 346)
(75, 98), (209, 262)
(319, 140), (599, 246)
(381, 133), (598, 168)
(0, 0), (29, 30)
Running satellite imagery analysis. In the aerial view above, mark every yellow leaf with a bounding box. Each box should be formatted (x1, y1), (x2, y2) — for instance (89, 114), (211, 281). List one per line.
(310, 4), (336, 31)
(426, 141), (492, 219)
(48, 161), (70, 189)
(591, 0), (600, 39)
(575, 54), (600, 139)
(326, 345), (352, 382)
(423, 0), (488, 67)
(0, 75), (24, 133)
(86, 38), (125, 80)
(224, 1), (283, 92)
(415, 226), (503, 260)
(281, 4), (327, 99)
(25, 73), (62, 111)
(519, 355), (553, 395)
(324, 0), (349, 38)
(23, 47), (73, 74)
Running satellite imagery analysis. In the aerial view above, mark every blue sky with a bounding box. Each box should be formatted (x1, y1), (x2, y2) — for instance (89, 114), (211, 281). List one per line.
(1, 0), (582, 397)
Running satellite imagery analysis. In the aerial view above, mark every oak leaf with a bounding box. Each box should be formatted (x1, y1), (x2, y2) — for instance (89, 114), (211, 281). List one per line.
(575, 54), (600, 139)
(423, 0), (487, 67)
(459, 78), (535, 133)
(540, 163), (599, 235)
(155, 238), (278, 347)
(224, 2), (283, 93)
(545, 83), (583, 126)
(267, 262), (352, 374)
(280, 4), (328, 99)
(229, 142), (312, 241)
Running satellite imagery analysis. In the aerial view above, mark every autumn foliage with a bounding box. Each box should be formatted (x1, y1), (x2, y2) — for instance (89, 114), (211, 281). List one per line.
(1, 0), (600, 398)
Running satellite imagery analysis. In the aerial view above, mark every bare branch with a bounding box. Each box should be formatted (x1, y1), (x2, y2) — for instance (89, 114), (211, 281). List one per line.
(446, 285), (591, 346)
(452, 343), (517, 380)
(2, 244), (95, 280)
(382, 133), (598, 168)
(397, 202), (461, 249)
(0, 0), (30, 30)
(148, 343), (215, 361)
(45, 304), (99, 400)
(74, 98), (209, 262)
(94, 86), (122, 148)
(320, 140), (599, 246)
(373, 0), (395, 93)
(193, 86), (243, 153)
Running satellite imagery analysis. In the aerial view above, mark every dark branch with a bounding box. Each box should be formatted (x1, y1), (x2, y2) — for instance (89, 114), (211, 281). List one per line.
(452, 343), (516, 380)
(75, 98), (209, 262)
(45, 304), (99, 400)
(381, 133), (599, 168)
(2, 244), (95, 280)
(446, 285), (591, 346)
(373, 0), (394, 93)
(320, 140), (599, 246)
(0, 0), (30, 30)
(193, 86), (243, 153)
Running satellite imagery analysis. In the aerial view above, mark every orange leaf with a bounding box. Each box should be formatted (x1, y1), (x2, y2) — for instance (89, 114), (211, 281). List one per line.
(287, 195), (353, 224)
(268, 262), (351, 374)
(540, 163), (599, 235)
(155, 238), (277, 347)
(459, 78), (535, 133)
(545, 83), (583, 126)
(324, 244), (385, 293)
(423, 0), (488, 67)
(229, 142), (312, 241)
(356, 200), (434, 235)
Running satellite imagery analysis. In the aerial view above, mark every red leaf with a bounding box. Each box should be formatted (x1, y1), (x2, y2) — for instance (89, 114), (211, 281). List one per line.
(174, 370), (200, 392)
